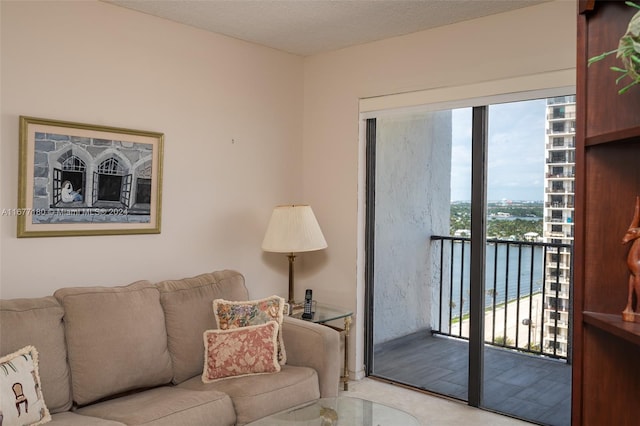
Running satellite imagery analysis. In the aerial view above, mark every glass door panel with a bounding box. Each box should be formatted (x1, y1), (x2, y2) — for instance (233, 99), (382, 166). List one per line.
(365, 94), (573, 426)
(481, 98), (572, 426)
(368, 108), (473, 401)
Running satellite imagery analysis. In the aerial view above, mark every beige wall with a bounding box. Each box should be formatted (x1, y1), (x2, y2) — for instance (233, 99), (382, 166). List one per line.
(0, 0), (304, 298)
(301, 0), (576, 378)
(1, 0), (576, 380)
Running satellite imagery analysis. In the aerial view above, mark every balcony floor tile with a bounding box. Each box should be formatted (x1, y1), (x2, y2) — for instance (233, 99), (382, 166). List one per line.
(373, 332), (571, 426)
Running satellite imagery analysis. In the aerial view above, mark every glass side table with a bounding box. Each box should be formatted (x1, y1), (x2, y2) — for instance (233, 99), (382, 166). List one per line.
(290, 302), (353, 391)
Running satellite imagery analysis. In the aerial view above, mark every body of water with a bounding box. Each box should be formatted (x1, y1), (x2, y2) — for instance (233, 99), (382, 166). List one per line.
(447, 241), (545, 317)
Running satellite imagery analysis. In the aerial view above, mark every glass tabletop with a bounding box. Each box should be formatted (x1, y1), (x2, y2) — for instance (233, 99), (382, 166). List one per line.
(290, 302), (353, 324)
(248, 396), (419, 426)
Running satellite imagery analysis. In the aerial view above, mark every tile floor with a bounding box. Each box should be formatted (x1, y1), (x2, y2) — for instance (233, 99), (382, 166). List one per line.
(371, 332), (571, 425)
(341, 377), (533, 425)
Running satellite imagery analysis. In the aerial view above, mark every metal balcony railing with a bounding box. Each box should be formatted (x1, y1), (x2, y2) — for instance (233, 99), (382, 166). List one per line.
(545, 202), (575, 209)
(431, 236), (572, 360)
(545, 172), (575, 178)
(547, 96), (576, 105)
(547, 112), (577, 120)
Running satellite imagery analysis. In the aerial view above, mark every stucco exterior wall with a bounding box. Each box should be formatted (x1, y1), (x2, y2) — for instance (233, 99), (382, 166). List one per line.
(373, 112), (451, 344)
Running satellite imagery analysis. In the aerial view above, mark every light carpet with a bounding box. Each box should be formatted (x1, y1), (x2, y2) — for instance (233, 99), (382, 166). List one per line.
(340, 378), (533, 425)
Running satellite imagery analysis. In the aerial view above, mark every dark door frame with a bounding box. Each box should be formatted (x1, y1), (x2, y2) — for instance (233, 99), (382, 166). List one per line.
(363, 108), (488, 408)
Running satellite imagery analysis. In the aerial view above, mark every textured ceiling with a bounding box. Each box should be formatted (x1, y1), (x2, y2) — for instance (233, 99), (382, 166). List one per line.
(104, 0), (549, 56)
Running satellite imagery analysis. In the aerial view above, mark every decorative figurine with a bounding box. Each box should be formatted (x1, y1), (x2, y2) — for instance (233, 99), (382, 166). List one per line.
(622, 196), (640, 323)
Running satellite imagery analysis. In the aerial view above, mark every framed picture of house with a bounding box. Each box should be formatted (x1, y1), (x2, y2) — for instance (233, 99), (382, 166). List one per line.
(17, 116), (164, 237)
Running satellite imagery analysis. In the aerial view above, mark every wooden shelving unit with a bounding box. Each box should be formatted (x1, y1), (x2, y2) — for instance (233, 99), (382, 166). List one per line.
(582, 311), (640, 346)
(574, 1), (640, 425)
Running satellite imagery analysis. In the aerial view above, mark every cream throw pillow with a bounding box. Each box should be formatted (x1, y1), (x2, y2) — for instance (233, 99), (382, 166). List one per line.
(0, 345), (51, 425)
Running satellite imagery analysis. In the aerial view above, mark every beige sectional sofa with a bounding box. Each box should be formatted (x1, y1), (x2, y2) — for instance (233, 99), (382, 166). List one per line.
(0, 270), (341, 425)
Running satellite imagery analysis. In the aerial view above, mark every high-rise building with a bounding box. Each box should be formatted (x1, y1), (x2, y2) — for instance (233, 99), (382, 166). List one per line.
(542, 95), (576, 358)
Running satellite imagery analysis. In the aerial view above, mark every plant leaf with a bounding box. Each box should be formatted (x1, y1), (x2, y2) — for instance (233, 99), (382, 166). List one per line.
(618, 80), (639, 94)
(590, 3), (640, 94)
(588, 50), (616, 65)
(629, 11), (640, 36)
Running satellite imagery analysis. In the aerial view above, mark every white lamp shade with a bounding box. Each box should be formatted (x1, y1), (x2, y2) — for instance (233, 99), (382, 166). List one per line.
(262, 205), (327, 253)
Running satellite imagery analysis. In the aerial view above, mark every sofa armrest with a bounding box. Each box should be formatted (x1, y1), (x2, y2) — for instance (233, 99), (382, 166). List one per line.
(281, 316), (340, 398)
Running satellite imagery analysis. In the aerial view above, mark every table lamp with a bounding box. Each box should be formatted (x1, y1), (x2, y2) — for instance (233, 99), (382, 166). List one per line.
(262, 205), (327, 304)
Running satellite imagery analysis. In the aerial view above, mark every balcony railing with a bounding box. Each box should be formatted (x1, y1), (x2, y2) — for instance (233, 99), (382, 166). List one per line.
(546, 172), (575, 178)
(547, 112), (577, 120)
(545, 202), (575, 209)
(546, 128), (576, 135)
(544, 216), (573, 224)
(547, 95), (576, 105)
(545, 187), (575, 194)
(546, 159), (577, 166)
(431, 236), (572, 360)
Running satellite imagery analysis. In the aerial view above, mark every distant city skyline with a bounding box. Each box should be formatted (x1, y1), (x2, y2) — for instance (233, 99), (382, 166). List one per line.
(451, 98), (547, 202)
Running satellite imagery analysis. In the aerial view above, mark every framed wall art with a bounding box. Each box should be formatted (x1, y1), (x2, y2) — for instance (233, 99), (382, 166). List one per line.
(17, 116), (164, 237)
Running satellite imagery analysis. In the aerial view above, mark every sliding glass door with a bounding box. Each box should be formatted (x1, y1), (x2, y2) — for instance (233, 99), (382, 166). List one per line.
(366, 107), (472, 401)
(365, 94), (573, 426)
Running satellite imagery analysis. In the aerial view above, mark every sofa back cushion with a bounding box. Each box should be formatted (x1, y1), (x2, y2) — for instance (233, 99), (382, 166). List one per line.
(54, 280), (173, 406)
(0, 296), (72, 413)
(156, 270), (248, 383)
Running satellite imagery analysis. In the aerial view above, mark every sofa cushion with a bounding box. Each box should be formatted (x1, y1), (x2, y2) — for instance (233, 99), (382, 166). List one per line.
(0, 345), (51, 425)
(213, 295), (287, 365)
(156, 270), (249, 383)
(179, 365), (320, 425)
(0, 296), (72, 413)
(203, 321), (280, 383)
(54, 281), (173, 406)
(49, 412), (126, 425)
(47, 411), (125, 426)
(75, 386), (236, 426)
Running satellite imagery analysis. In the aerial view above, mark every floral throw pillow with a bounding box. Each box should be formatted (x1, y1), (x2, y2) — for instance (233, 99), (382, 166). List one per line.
(0, 345), (51, 426)
(213, 295), (286, 365)
(202, 321), (281, 383)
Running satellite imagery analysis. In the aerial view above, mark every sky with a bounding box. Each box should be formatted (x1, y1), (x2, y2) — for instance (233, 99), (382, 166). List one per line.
(451, 98), (547, 202)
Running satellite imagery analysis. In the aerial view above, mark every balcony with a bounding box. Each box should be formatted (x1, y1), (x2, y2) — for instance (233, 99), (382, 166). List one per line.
(545, 172), (575, 178)
(545, 187), (575, 195)
(547, 95), (576, 105)
(374, 331), (571, 425)
(545, 246), (572, 255)
(545, 202), (575, 209)
(429, 236), (572, 360)
(546, 128), (575, 135)
(547, 111), (577, 120)
(546, 231), (574, 239)
(545, 216), (573, 224)
(546, 141), (575, 149)
(370, 236), (572, 426)
(546, 158), (574, 165)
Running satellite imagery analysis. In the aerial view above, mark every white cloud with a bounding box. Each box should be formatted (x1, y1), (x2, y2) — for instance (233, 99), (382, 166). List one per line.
(451, 98), (548, 201)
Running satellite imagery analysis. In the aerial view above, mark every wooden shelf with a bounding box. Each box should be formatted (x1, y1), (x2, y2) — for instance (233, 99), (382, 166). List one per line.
(585, 126), (640, 146)
(574, 2), (640, 424)
(583, 311), (640, 346)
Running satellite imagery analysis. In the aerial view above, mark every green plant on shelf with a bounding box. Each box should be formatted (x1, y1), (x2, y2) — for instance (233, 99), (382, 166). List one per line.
(588, 1), (640, 94)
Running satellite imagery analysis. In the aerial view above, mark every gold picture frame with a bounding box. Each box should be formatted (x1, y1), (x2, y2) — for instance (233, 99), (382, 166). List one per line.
(17, 116), (164, 237)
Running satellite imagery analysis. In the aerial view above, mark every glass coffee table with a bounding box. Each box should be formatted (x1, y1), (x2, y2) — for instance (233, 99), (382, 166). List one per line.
(248, 396), (420, 425)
